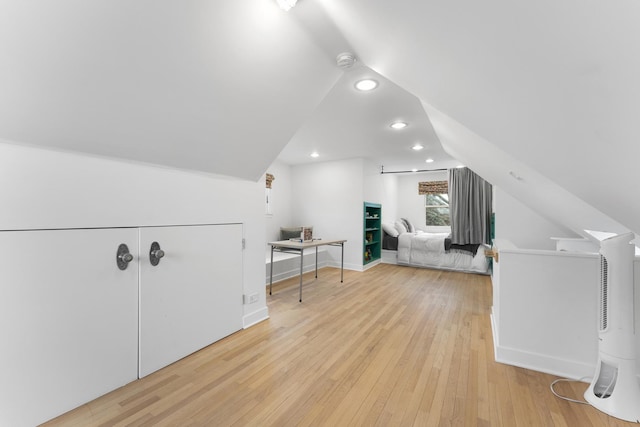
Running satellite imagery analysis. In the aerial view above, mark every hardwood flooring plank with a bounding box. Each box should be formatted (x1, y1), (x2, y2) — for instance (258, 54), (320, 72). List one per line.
(43, 264), (638, 427)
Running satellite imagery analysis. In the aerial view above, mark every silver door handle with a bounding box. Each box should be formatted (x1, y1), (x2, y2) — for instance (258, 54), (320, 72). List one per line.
(116, 244), (134, 270)
(149, 241), (165, 266)
(152, 249), (164, 259)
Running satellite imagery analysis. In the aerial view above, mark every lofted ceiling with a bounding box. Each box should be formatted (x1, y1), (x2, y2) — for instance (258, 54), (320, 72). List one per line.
(1, 0), (639, 236)
(0, 0), (459, 179)
(317, 0), (640, 237)
(277, 64), (460, 172)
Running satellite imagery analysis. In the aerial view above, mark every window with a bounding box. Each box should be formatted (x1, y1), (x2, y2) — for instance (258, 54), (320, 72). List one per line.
(425, 193), (450, 226)
(418, 180), (449, 226)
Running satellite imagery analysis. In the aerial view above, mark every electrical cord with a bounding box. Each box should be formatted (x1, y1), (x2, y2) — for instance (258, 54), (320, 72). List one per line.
(595, 372), (617, 399)
(550, 377), (591, 405)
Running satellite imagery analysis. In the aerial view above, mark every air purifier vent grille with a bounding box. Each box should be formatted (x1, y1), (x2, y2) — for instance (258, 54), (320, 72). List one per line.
(600, 255), (608, 331)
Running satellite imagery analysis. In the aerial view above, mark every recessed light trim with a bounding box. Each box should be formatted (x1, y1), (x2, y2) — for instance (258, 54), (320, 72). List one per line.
(355, 79), (378, 91)
(310, 151), (319, 158)
(425, 158), (434, 163)
(390, 121), (408, 130)
(412, 144), (424, 151)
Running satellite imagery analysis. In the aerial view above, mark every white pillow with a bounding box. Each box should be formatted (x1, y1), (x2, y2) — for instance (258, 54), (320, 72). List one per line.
(394, 220), (408, 234)
(382, 222), (399, 237)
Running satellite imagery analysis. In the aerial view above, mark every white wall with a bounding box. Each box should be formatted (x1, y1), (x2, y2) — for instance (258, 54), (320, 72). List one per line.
(0, 141), (268, 327)
(396, 170), (449, 232)
(493, 245), (640, 381)
(362, 160), (383, 205)
(291, 158), (364, 271)
(492, 248), (600, 379)
(262, 160), (293, 242)
(494, 187), (579, 250)
(379, 174), (398, 223)
(363, 160), (399, 224)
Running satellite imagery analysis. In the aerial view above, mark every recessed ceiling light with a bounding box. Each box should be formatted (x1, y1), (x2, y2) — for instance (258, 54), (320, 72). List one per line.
(390, 121), (408, 130)
(456, 164), (465, 168)
(355, 79), (378, 91)
(412, 144), (424, 151)
(425, 158), (434, 163)
(411, 168), (418, 172)
(310, 151), (319, 158)
(276, 0), (297, 11)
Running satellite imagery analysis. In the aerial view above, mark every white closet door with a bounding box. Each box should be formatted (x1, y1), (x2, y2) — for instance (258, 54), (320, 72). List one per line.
(0, 228), (139, 427)
(139, 224), (243, 377)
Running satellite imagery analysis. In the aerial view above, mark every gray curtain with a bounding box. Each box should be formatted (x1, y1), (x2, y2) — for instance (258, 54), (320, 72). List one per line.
(448, 167), (493, 245)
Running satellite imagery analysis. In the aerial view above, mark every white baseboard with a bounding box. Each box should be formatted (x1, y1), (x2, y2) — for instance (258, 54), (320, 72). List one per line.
(491, 313), (594, 380)
(266, 259), (330, 284)
(326, 260), (364, 272)
(494, 345), (595, 381)
(268, 260), (363, 283)
(243, 307), (269, 329)
(490, 311), (498, 351)
(362, 259), (381, 271)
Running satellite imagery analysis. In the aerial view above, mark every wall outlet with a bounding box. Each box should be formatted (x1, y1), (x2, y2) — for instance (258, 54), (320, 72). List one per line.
(243, 293), (259, 304)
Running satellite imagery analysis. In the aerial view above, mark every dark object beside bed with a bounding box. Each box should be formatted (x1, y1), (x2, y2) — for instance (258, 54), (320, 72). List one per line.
(383, 231), (398, 250)
(385, 230), (479, 256)
(444, 238), (480, 256)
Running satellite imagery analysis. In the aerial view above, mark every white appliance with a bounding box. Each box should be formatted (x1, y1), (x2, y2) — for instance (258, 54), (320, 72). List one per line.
(584, 232), (640, 422)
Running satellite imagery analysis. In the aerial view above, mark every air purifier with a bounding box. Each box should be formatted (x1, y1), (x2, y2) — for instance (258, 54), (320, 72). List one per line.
(584, 232), (640, 422)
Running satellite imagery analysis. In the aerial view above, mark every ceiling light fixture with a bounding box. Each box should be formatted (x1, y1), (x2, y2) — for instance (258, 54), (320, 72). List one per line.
(355, 79), (378, 91)
(412, 144), (423, 151)
(310, 151), (319, 158)
(276, 0), (297, 11)
(390, 121), (408, 130)
(456, 164), (465, 168)
(411, 168), (418, 172)
(425, 158), (434, 163)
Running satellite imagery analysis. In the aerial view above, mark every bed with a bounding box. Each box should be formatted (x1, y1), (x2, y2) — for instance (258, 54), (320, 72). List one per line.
(390, 231), (490, 274)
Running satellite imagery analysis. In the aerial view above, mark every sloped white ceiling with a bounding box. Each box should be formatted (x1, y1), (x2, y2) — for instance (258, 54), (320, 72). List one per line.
(423, 101), (629, 240)
(2, 0), (639, 237)
(0, 0), (341, 181)
(320, 0), (640, 235)
(278, 65), (459, 171)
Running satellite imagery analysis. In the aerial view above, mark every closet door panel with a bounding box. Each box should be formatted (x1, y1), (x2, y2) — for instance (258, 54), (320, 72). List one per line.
(139, 224), (243, 377)
(0, 228), (139, 427)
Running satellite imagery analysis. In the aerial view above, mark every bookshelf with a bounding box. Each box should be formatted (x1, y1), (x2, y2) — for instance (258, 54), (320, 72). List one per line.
(363, 202), (382, 265)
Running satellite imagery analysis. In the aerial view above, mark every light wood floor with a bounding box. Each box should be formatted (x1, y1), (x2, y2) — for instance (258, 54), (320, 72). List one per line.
(46, 264), (635, 426)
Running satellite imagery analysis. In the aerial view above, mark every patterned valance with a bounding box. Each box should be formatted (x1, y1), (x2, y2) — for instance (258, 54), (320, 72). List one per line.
(266, 173), (275, 189)
(418, 180), (448, 195)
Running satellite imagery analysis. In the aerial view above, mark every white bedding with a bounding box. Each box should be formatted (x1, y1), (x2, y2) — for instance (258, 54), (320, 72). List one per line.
(397, 232), (489, 274)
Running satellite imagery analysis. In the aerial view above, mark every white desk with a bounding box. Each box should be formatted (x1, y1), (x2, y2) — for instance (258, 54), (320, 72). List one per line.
(268, 239), (346, 302)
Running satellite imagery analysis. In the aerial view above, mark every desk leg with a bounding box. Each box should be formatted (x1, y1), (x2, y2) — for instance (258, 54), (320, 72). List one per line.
(315, 246), (318, 278)
(299, 248), (304, 302)
(341, 242), (344, 283)
(269, 245), (274, 295)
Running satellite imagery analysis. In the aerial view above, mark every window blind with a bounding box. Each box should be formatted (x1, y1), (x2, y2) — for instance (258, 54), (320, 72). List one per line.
(418, 180), (448, 195)
(266, 173), (275, 189)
